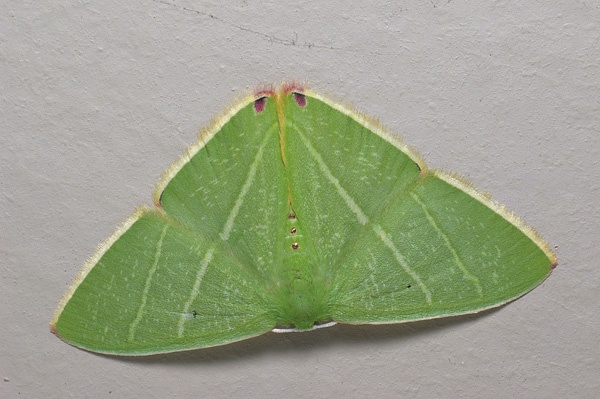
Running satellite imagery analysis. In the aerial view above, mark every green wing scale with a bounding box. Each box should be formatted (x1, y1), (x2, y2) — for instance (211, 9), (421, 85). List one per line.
(51, 85), (556, 355)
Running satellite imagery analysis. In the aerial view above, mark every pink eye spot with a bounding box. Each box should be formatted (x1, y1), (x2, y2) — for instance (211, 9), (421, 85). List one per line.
(290, 227), (297, 234)
(293, 92), (306, 107)
(291, 243), (299, 250)
(254, 97), (267, 113)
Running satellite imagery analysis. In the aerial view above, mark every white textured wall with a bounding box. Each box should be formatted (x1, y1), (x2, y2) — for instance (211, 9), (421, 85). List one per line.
(2, 1), (598, 397)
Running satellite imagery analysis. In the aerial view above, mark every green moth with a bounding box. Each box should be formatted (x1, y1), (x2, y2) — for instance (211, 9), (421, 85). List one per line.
(51, 84), (556, 355)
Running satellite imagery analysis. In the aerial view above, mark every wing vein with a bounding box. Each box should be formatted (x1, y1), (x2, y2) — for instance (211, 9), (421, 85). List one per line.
(219, 126), (273, 241)
(296, 129), (369, 225)
(410, 192), (483, 296)
(128, 225), (169, 341)
(373, 224), (432, 304)
(177, 247), (215, 337)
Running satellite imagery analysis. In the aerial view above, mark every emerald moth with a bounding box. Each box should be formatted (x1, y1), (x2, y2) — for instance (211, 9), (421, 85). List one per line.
(51, 84), (556, 355)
